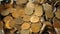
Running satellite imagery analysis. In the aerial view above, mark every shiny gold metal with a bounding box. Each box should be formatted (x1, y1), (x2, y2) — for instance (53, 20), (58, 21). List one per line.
(31, 23), (42, 33)
(34, 5), (43, 17)
(30, 15), (39, 23)
(21, 22), (30, 30)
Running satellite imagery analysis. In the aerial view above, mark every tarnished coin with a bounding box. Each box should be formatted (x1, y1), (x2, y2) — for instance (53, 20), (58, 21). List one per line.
(34, 5), (43, 17)
(42, 3), (52, 12)
(16, 0), (28, 5)
(30, 15), (39, 23)
(21, 30), (29, 34)
(31, 23), (42, 33)
(1, 10), (10, 16)
(53, 18), (60, 28)
(21, 22), (30, 30)
(23, 15), (31, 21)
(55, 8), (60, 19)
(25, 2), (34, 15)
(14, 17), (23, 25)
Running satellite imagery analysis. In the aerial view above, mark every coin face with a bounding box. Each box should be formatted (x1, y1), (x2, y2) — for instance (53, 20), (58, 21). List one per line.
(14, 17), (23, 25)
(55, 8), (60, 19)
(30, 15), (39, 23)
(1, 10), (10, 16)
(25, 2), (34, 15)
(42, 3), (52, 12)
(21, 30), (29, 34)
(31, 23), (41, 33)
(34, 5), (43, 17)
(21, 22), (30, 30)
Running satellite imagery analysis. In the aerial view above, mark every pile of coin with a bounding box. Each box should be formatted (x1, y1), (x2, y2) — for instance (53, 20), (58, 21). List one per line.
(0, 0), (60, 34)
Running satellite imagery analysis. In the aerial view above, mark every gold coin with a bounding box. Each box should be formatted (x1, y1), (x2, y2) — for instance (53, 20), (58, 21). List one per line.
(21, 22), (30, 30)
(14, 17), (23, 25)
(3, 16), (13, 23)
(3, 16), (13, 29)
(23, 15), (31, 21)
(1, 10), (10, 16)
(42, 3), (52, 12)
(12, 8), (25, 18)
(34, 5), (43, 17)
(16, 0), (28, 5)
(21, 30), (29, 34)
(55, 8), (60, 19)
(30, 15), (39, 23)
(31, 23), (41, 33)
(25, 2), (34, 15)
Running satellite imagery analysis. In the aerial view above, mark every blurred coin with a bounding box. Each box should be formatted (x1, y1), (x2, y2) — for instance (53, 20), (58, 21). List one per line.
(4, 16), (13, 23)
(30, 15), (39, 23)
(34, 5), (43, 17)
(16, 0), (28, 5)
(3, 16), (13, 29)
(21, 22), (30, 30)
(14, 17), (23, 25)
(31, 23), (42, 33)
(23, 15), (31, 21)
(55, 8), (60, 19)
(1, 10), (10, 16)
(21, 30), (29, 34)
(12, 8), (25, 18)
(25, 2), (34, 15)
(42, 3), (52, 12)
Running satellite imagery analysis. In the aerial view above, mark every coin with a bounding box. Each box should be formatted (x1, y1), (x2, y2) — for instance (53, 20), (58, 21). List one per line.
(3, 16), (13, 23)
(1, 10), (10, 16)
(25, 2), (35, 15)
(23, 15), (31, 21)
(16, 0), (28, 5)
(21, 22), (30, 30)
(30, 15), (39, 23)
(42, 3), (52, 12)
(55, 8), (60, 19)
(14, 17), (23, 25)
(31, 23), (42, 33)
(12, 8), (25, 18)
(21, 30), (29, 34)
(34, 5), (43, 17)
(3, 16), (13, 29)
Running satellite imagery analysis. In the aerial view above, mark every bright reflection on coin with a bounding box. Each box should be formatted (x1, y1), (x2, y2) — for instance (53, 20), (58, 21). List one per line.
(30, 15), (39, 23)
(21, 22), (30, 30)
